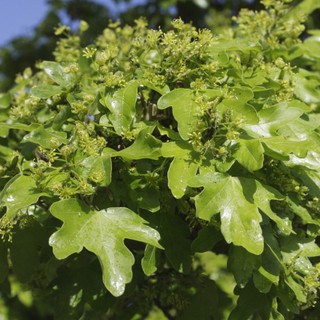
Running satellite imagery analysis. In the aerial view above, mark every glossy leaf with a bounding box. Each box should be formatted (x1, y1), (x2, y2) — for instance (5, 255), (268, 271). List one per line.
(244, 104), (304, 137)
(49, 199), (162, 296)
(189, 173), (264, 254)
(42, 61), (76, 87)
(158, 89), (198, 140)
(141, 244), (159, 276)
(262, 136), (314, 158)
(118, 127), (162, 160)
(0, 175), (46, 220)
(105, 82), (138, 134)
(280, 234), (320, 263)
(161, 141), (199, 198)
(76, 155), (112, 186)
(22, 127), (68, 149)
(233, 138), (264, 171)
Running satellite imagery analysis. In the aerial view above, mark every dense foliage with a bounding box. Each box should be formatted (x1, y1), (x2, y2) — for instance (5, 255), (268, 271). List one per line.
(1, 0), (320, 318)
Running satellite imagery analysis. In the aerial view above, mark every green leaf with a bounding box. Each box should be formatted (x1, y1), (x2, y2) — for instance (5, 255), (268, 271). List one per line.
(262, 136), (314, 158)
(253, 181), (292, 233)
(138, 80), (170, 95)
(189, 173), (264, 255)
(244, 104), (304, 137)
(218, 100), (259, 124)
(105, 82), (138, 134)
(161, 141), (199, 198)
(294, 72), (320, 103)
(233, 138), (264, 171)
(158, 212), (192, 273)
(191, 226), (222, 253)
(141, 244), (159, 276)
(0, 241), (8, 283)
(0, 93), (11, 109)
(22, 127), (68, 149)
(176, 280), (219, 320)
(49, 199), (162, 296)
(10, 223), (46, 282)
(30, 84), (63, 99)
(0, 122), (39, 132)
(0, 145), (13, 162)
(42, 61), (76, 87)
(52, 105), (71, 130)
(287, 0), (320, 21)
(233, 87), (254, 102)
(286, 195), (319, 225)
(158, 89), (198, 140)
(228, 245), (261, 288)
(118, 127), (162, 160)
(285, 275), (306, 303)
(76, 155), (112, 187)
(0, 175), (47, 220)
(280, 234), (320, 263)
(254, 224), (283, 292)
(229, 281), (273, 320)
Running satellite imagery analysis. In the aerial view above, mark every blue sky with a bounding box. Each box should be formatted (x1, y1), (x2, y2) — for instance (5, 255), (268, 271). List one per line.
(0, 0), (147, 47)
(0, 0), (49, 46)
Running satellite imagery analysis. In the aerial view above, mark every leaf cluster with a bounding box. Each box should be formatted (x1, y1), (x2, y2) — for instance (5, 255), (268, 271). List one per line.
(1, 0), (320, 319)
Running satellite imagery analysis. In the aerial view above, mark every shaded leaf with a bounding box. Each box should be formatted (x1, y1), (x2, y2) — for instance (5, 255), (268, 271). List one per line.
(0, 241), (8, 283)
(141, 244), (159, 276)
(228, 245), (261, 288)
(191, 226), (222, 253)
(158, 212), (192, 273)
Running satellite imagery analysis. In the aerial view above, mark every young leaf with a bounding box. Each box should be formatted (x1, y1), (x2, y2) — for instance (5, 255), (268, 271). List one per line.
(189, 173), (264, 255)
(161, 141), (199, 198)
(141, 244), (159, 276)
(76, 155), (112, 187)
(0, 175), (47, 220)
(244, 104), (304, 137)
(42, 61), (76, 87)
(22, 127), (68, 149)
(49, 199), (162, 297)
(118, 127), (162, 160)
(158, 89), (198, 140)
(104, 82), (138, 134)
(30, 84), (63, 99)
(233, 138), (264, 171)
(262, 136), (314, 158)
